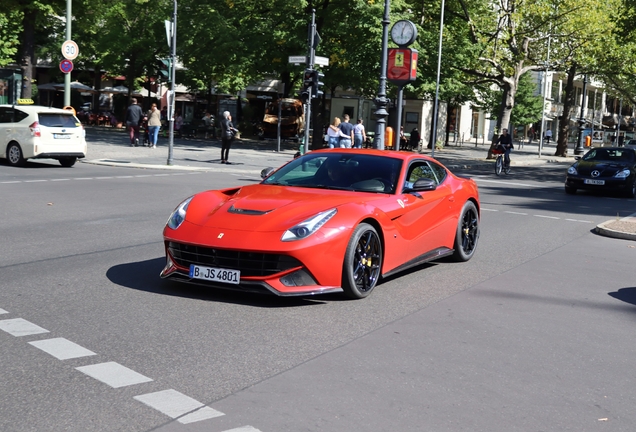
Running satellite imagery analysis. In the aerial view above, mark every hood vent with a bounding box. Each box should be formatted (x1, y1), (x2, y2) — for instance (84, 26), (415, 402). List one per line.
(227, 204), (273, 215)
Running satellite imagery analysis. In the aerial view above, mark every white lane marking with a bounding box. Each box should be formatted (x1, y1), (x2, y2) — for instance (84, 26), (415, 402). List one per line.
(0, 308), (8, 314)
(0, 318), (49, 337)
(116, 176), (134, 178)
(473, 178), (537, 187)
(73, 177), (94, 180)
(25, 179), (47, 183)
(134, 389), (224, 424)
(0, 181), (21, 184)
(153, 174), (170, 177)
(29, 337), (97, 360)
(481, 208), (498, 212)
(534, 215), (560, 219)
(222, 427), (263, 432)
(0, 172), (202, 185)
(50, 179), (70, 181)
(76, 362), (153, 388)
(134, 175), (153, 178)
(94, 176), (114, 179)
(505, 211), (528, 215)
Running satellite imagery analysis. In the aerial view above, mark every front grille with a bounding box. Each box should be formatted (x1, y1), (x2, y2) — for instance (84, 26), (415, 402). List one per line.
(167, 241), (301, 277)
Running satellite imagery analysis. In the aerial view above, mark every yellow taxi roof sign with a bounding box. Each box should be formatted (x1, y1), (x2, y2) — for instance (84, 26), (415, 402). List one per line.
(17, 99), (34, 105)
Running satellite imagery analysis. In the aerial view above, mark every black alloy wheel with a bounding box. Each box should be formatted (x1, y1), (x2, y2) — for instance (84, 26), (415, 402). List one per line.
(342, 223), (383, 299)
(452, 201), (480, 262)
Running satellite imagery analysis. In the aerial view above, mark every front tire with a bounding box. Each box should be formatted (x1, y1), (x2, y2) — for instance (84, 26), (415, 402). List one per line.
(7, 142), (25, 167)
(495, 156), (503, 176)
(565, 186), (577, 195)
(625, 180), (636, 198)
(59, 157), (77, 167)
(342, 223), (383, 299)
(452, 201), (480, 262)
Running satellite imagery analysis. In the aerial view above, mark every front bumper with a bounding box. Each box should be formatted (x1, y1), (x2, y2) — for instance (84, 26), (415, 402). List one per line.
(565, 176), (633, 192)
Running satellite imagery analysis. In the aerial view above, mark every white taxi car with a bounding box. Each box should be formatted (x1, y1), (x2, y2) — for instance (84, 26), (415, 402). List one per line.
(0, 100), (87, 167)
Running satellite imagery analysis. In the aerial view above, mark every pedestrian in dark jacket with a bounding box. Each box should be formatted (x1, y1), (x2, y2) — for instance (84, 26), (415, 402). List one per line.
(220, 111), (239, 164)
(125, 98), (143, 146)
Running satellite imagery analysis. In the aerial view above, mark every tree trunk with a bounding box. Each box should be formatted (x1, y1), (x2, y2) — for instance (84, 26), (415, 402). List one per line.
(555, 65), (576, 157)
(19, 10), (37, 100)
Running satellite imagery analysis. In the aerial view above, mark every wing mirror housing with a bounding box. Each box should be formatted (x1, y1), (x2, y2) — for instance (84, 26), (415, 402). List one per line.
(261, 167), (275, 179)
(404, 178), (437, 193)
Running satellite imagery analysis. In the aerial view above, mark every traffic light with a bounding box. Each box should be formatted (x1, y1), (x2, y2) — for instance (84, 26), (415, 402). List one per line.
(157, 58), (171, 81)
(303, 69), (314, 92)
(311, 70), (324, 98)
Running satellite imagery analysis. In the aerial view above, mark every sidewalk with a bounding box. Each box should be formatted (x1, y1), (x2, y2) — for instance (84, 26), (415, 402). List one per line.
(81, 126), (635, 240)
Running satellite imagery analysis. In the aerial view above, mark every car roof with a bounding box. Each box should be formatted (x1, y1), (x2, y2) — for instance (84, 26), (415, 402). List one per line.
(309, 148), (438, 163)
(0, 104), (74, 114)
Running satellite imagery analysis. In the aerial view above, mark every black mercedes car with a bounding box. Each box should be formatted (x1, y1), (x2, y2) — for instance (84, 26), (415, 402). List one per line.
(565, 147), (636, 197)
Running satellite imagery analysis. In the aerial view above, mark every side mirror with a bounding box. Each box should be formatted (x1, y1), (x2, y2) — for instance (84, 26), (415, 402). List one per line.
(261, 167), (275, 179)
(404, 178), (437, 193)
(574, 156), (581, 160)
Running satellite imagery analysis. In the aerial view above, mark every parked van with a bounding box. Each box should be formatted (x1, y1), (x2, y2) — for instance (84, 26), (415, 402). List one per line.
(260, 98), (304, 141)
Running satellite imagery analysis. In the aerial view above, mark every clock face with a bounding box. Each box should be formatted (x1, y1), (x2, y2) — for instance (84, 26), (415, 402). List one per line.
(391, 20), (417, 46)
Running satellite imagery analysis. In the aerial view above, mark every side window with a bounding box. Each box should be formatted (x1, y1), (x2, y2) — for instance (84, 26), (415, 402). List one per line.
(0, 107), (14, 123)
(13, 109), (28, 122)
(428, 161), (447, 184)
(407, 162), (437, 184)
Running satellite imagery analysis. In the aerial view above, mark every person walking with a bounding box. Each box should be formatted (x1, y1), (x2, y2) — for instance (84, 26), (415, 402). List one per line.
(327, 117), (341, 148)
(337, 114), (354, 148)
(147, 103), (161, 149)
(353, 118), (366, 149)
(220, 111), (239, 164)
(545, 128), (552, 144)
(125, 98), (143, 147)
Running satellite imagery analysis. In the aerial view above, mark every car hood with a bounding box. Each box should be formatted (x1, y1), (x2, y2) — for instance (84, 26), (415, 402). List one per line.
(187, 184), (382, 231)
(575, 160), (631, 176)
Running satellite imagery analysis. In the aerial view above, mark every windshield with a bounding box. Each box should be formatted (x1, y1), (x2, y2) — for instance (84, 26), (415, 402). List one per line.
(262, 152), (403, 194)
(38, 113), (79, 128)
(582, 148), (635, 163)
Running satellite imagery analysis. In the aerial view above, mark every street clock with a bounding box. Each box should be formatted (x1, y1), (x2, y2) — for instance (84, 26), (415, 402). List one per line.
(390, 20), (417, 47)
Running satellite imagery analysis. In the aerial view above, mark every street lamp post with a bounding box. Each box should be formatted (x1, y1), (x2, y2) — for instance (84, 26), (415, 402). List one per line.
(64, 0), (72, 106)
(574, 74), (587, 155)
(167, 0), (177, 166)
(430, 0), (445, 159)
(374, 0), (390, 150)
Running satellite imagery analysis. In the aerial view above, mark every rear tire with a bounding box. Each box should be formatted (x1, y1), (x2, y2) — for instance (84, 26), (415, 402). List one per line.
(452, 201), (480, 262)
(7, 142), (25, 167)
(495, 156), (503, 176)
(342, 223), (382, 299)
(59, 157), (77, 167)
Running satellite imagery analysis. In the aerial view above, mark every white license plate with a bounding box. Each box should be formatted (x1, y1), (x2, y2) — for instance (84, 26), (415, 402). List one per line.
(189, 264), (240, 284)
(584, 179), (605, 185)
(54, 134), (71, 139)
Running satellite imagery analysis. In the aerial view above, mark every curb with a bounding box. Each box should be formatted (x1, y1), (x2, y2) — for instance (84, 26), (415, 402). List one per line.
(595, 215), (636, 241)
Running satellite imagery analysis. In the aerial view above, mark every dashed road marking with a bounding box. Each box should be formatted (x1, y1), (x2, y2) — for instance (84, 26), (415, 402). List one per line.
(134, 389), (225, 424)
(0, 318), (49, 337)
(0, 171), (204, 185)
(505, 211), (528, 215)
(0, 308), (8, 314)
(76, 361), (153, 388)
(223, 427), (263, 432)
(534, 215), (560, 219)
(29, 337), (97, 360)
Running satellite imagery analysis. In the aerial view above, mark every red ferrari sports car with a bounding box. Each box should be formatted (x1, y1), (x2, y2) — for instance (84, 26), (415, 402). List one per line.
(161, 149), (480, 299)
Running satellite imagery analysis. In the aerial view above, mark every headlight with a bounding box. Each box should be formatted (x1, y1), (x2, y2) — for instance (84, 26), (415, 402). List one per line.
(167, 196), (193, 230)
(614, 169), (631, 179)
(282, 209), (337, 242)
(567, 166), (578, 175)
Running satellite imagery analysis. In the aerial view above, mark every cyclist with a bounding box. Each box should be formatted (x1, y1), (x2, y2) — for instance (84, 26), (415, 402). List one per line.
(496, 128), (513, 169)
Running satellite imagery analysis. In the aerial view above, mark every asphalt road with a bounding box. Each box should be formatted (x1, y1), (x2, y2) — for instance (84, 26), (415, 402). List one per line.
(1, 159), (635, 432)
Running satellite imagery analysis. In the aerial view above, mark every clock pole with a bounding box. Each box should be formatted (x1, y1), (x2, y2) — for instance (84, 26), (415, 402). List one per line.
(374, 0), (390, 150)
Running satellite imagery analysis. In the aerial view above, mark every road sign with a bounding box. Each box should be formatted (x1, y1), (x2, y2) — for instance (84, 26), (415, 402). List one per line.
(314, 56), (329, 67)
(59, 59), (74, 74)
(288, 56), (306, 64)
(61, 40), (79, 60)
